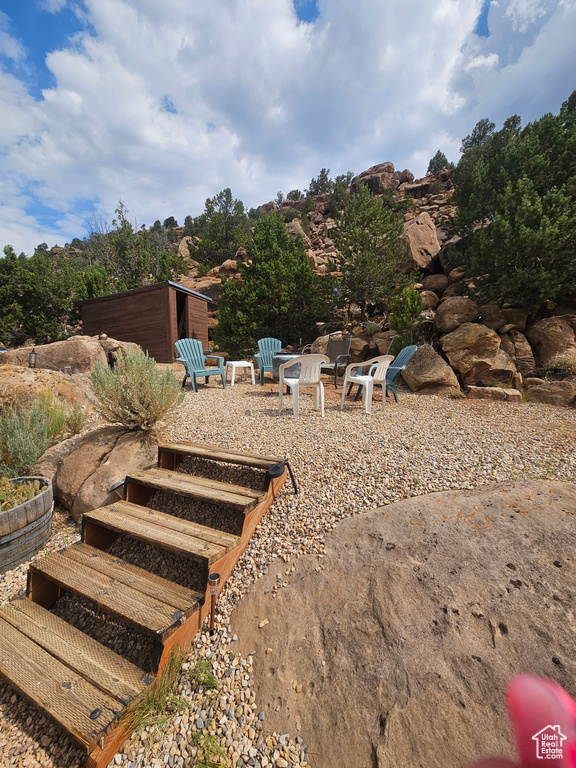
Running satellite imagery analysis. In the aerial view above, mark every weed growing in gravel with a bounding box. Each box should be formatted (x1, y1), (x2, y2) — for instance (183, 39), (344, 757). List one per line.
(190, 659), (218, 689)
(121, 650), (187, 734)
(192, 727), (229, 767)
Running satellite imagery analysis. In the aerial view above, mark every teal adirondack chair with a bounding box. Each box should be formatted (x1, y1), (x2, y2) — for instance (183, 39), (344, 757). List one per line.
(175, 339), (226, 392)
(348, 345), (418, 403)
(254, 337), (282, 385)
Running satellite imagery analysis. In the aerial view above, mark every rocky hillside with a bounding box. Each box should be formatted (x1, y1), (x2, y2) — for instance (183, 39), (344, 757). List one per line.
(171, 161), (576, 408)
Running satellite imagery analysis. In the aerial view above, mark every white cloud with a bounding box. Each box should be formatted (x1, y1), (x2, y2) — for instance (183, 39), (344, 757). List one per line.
(0, 0), (574, 254)
(505, 0), (550, 31)
(0, 11), (25, 62)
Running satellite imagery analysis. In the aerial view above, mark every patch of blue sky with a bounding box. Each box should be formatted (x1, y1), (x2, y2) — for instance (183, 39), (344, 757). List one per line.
(161, 95), (177, 114)
(474, 0), (491, 37)
(293, 0), (319, 24)
(22, 189), (99, 245)
(0, 0), (86, 99)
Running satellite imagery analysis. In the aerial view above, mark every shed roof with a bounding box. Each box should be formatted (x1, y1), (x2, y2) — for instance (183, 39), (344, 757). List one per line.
(80, 280), (213, 306)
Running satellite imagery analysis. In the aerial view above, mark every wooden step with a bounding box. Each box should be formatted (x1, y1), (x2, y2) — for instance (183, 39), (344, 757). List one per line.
(27, 543), (203, 644)
(125, 467), (266, 512)
(0, 598), (151, 751)
(158, 440), (281, 470)
(82, 500), (240, 565)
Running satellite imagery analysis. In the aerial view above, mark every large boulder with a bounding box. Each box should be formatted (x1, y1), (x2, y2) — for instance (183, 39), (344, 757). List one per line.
(350, 162), (396, 195)
(525, 381), (576, 407)
(0, 364), (92, 410)
(285, 219), (312, 249)
(40, 426), (159, 521)
(435, 296), (480, 334)
(232, 481), (576, 768)
(402, 212), (441, 270)
(478, 302), (507, 331)
(499, 330), (536, 376)
(525, 316), (576, 364)
(441, 323), (501, 376)
(402, 344), (459, 392)
(3, 336), (109, 373)
(461, 348), (518, 387)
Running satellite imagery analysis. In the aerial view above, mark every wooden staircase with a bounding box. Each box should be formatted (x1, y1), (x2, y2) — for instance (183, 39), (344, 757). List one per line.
(0, 441), (287, 767)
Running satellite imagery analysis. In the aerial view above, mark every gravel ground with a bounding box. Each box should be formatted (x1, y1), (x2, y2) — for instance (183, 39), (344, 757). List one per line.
(1, 377), (575, 768)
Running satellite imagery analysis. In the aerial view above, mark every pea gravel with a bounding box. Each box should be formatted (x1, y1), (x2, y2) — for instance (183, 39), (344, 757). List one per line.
(1, 379), (575, 768)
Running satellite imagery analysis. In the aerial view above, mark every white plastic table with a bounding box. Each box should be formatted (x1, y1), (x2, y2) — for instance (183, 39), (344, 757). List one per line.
(226, 360), (255, 386)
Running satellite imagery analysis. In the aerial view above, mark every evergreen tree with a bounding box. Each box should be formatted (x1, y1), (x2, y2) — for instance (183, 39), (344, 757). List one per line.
(333, 186), (412, 319)
(452, 93), (576, 311)
(427, 150), (452, 175)
(213, 213), (327, 356)
(190, 188), (250, 266)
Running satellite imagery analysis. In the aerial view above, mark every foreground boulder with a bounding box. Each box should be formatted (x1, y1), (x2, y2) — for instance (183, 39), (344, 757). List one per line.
(402, 344), (459, 392)
(3, 336), (106, 373)
(232, 481), (576, 768)
(38, 426), (159, 521)
(441, 322), (501, 378)
(525, 316), (576, 364)
(0, 365), (91, 410)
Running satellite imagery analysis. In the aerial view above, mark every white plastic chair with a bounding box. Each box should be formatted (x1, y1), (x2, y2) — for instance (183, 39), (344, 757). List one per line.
(340, 355), (395, 414)
(278, 354), (330, 420)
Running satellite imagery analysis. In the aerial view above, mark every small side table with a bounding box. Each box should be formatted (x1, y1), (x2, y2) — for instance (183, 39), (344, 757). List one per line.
(226, 360), (255, 386)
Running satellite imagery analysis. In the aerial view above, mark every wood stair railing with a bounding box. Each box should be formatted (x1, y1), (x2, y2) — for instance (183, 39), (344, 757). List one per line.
(0, 441), (288, 767)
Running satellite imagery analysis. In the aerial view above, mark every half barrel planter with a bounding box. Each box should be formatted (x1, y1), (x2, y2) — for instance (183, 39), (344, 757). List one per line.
(0, 477), (54, 575)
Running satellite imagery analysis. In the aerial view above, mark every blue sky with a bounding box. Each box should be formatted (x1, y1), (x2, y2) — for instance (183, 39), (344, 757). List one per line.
(0, 0), (574, 255)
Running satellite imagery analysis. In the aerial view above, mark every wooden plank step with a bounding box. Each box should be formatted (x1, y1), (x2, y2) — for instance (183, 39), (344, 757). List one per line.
(28, 543), (202, 640)
(125, 468), (265, 511)
(0, 612), (122, 751)
(83, 501), (239, 565)
(158, 440), (281, 469)
(0, 599), (152, 706)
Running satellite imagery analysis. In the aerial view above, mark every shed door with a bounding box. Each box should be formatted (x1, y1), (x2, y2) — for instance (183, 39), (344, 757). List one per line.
(176, 292), (188, 339)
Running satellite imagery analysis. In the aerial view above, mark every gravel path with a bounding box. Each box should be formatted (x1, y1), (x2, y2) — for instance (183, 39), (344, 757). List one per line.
(1, 379), (575, 768)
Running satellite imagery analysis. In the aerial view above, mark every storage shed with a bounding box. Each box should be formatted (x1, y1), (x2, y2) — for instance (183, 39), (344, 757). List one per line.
(81, 281), (213, 363)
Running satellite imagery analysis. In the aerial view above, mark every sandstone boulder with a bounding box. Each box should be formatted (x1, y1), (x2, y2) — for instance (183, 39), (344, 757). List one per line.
(507, 330), (536, 376)
(44, 426), (159, 521)
(232, 481), (576, 768)
(402, 344), (459, 392)
(260, 201), (276, 213)
(435, 296), (480, 334)
(441, 323), (501, 375)
(219, 259), (238, 276)
(235, 246), (249, 263)
(180, 276), (222, 302)
(0, 364), (92, 410)
(421, 273), (449, 296)
(467, 386), (521, 402)
(525, 381), (576, 407)
(285, 219), (312, 248)
(525, 316), (576, 364)
(372, 331), (397, 356)
(3, 336), (109, 373)
(402, 212), (441, 270)
(420, 290), (439, 309)
(178, 236), (193, 259)
(462, 348), (518, 387)
(350, 162), (396, 195)
(478, 302), (506, 330)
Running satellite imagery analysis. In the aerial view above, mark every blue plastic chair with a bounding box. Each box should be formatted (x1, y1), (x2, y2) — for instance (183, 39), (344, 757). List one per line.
(347, 345), (418, 403)
(254, 337), (282, 385)
(175, 339), (226, 392)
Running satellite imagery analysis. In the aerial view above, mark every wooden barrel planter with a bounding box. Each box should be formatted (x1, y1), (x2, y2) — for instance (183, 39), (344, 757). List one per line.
(0, 477), (54, 575)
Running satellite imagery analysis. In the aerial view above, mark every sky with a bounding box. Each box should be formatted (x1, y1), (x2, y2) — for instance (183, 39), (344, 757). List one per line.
(0, 0), (574, 255)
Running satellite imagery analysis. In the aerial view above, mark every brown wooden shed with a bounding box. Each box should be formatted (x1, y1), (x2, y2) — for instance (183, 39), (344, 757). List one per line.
(81, 281), (213, 363)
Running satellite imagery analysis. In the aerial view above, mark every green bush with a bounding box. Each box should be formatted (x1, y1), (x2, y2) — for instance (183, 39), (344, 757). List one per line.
(65, 400), (87, 436)
(90, 347), (184, 431)
(282, 209), (301, 223)
(0, 403), (49, 477)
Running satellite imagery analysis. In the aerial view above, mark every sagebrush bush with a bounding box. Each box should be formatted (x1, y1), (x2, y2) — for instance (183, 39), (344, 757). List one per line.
(544, 354), (576, 374)
(0, 403), (49, 477)
(65, 400), (87, 436)
(90, 347), (184, 431)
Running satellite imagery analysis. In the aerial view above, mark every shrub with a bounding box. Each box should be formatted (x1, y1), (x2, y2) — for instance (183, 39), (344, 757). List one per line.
(544, 354), (576, 375)
(90, 347), (184, 431)
(65, 400), (87, 436)
(0, 403), (49, 477)
(282, 209), (301, 223)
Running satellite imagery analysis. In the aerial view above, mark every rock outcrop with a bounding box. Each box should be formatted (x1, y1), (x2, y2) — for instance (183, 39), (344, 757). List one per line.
(2, 335), (136, 374)
(232, 481), (576, 768)
(0, 364), (92, 410)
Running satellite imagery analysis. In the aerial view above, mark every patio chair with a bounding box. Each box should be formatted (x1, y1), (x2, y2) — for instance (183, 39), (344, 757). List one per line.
(278, 354), (329, 420)
(303, 332), (351, 388)
(341, 355), (394, 414)
(347, 344), (418, 403)
(175, 338), (226, 393)
(255, 337), (282, 385)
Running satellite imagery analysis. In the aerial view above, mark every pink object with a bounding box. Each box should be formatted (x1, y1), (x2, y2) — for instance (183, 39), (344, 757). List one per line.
(472, 675), (576, 768)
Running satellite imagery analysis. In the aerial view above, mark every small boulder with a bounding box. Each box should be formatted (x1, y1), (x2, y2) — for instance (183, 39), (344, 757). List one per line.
(421, 274), (449, 296)
(402, 344), (459, 392)
(478, 302), (506, 331)
(420, 290), (439, 309)
(525, 316), (576, 364)
(435, 297), (480, 334)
